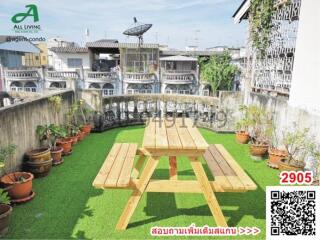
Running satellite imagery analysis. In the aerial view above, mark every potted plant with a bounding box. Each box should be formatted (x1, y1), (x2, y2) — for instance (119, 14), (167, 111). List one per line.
(37, 124), (65, 166)
(278, 126), (311, 171)
(0, 189), (12, 237)
(78, 99), (93, 135)
(247, 105), (273, 159)
(235, 105), (250, 144)
(267, 127), (288, 169)
(0, 145), (34, 201)
(66, 124), (79, 145)
(56, 128), (73, 156)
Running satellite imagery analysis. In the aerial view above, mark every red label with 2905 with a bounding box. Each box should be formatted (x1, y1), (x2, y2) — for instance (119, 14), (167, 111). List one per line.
(280, 171), (313, 185)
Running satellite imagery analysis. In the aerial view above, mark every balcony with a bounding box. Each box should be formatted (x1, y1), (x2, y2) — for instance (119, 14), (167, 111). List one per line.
(46, 71), (79, 81)
(85, 71), (117, 83)
(123, 73), (156, 84)
(4, 70), (40, 81)
(162, 73), (195, 84)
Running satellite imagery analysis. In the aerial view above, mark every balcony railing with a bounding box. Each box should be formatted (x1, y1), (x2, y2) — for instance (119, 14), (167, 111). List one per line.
(11, 87), (37, 92)
(123, 73), (156, 83)
(89, 93), (230, 132)
(86, 71), (116, 82)
(46, 71), (79, 80)
(5, 70), (40, 80)
(162, 73), (195, 84)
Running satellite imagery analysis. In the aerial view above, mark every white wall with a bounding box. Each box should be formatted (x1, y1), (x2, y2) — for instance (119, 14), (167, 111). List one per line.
(48, 50), (90, 71)
(289, 0), (320, 115)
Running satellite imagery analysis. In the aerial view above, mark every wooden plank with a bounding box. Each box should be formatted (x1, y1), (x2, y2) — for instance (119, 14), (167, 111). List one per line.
(146, 149), (205, 157)
(142, 180), (229, 193)
(184, 118), (209, 150)
(117, 144), (138, 187)
(175, 118), (196, 149)
(208, 145), (235, 176)
(165, 118), (182, 149)
(203, 149), (233, 190)
(215, 144), (257, 190)
(116, 156), (159, 230)
(169, 156), (177, 180)
(208, 145), (245, 191)
(131, 155), (146, 179)
(105, 143), (130, 187)
(143, 118), (156, 149)
(92, 143), (122, 188)
(190, 157), (228, 227)
(155, 118), (168, 149)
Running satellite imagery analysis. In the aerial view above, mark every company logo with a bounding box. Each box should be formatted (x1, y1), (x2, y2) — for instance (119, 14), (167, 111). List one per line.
(11, 4), (42, 34)
(11, 4), (39, 23)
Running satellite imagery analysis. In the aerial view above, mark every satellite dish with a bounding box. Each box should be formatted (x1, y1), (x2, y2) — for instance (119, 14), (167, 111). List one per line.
(123, 17), (152, 47)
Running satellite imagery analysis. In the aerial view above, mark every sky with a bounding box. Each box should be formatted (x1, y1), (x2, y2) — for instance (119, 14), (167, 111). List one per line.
(0, 0), (247, 50)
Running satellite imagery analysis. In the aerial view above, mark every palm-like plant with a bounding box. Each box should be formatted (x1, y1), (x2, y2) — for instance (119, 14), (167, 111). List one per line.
(36, 124), (65, 150)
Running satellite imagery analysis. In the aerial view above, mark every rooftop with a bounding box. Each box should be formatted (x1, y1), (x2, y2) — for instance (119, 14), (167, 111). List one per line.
(6, 126), (277, 239)
(86, 41), (159, 49)
(49, 46), (89, 53)
(159, 55), (198, 61)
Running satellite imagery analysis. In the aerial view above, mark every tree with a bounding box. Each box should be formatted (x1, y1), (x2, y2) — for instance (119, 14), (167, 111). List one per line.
(200, 51), (239, 93)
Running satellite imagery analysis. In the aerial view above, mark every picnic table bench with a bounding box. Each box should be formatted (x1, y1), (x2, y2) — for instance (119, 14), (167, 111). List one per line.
(93, 118), (257, 230)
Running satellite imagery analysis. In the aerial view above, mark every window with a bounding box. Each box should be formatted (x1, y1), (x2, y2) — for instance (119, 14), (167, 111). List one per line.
(67, 58), (83, 68)
(35, 56), (39, 60)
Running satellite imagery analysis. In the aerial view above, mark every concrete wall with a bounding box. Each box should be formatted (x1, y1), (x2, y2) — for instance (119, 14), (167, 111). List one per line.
(217, 91), (244, 132)
(248, 92), (320, 144)
(289, 0), (320, 114)
(0, 90), (74, 172)
(48, 51), (90, 71)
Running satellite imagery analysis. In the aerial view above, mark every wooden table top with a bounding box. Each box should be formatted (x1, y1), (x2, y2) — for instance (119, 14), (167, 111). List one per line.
(143, 118), (209, 151)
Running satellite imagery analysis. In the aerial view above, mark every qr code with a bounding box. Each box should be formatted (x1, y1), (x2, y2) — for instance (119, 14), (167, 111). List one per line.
(267, 186), (320, 240)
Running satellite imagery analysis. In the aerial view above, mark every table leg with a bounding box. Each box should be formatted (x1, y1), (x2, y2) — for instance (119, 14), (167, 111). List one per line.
(131, 155), (146, 179)
(189, 157), (228, 227)
(169, 156), (177, 180)
(116, 155), (159, 230)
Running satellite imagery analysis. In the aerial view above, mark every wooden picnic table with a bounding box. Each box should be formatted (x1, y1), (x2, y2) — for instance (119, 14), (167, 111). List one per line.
(93, 117), (257, 230)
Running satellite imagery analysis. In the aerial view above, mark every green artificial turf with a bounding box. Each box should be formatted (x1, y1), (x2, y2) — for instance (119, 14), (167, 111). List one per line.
(7, 126), (279, 239)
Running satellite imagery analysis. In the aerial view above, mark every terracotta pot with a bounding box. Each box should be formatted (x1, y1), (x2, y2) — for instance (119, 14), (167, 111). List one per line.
(249, 143), (269, 158)
(81, 124), (92, 135)
(77, 131), (85, 141)
(0, 172), (33, 199)
(57, 138), (72, 154)
(235, 131), (250, 144)
(69, 136), (78, 145)
(51, 146), (63, 164)
(25, 159), (53, 178)
(268, 149), (288, 169)
(25, 148), (51, 163)
(278, 161), (304, 171)
(0, 204), (12, 237)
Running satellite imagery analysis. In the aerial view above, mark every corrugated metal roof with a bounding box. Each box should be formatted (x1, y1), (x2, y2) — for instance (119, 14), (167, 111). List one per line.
(0, 41), (40, 53)
(86, 41), (159, 49)
(159, 55), (197, 61)
(160, 50), (214, 57)
(49, 47), (88, 53)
